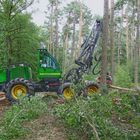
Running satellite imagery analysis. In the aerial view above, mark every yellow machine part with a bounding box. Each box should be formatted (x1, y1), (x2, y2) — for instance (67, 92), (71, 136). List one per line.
(11, 84), (27, 99)
(63, 87), (74, 100)
(86, 85), (98, 95)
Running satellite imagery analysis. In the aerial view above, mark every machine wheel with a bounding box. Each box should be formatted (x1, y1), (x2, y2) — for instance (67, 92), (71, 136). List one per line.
(61, 83), (74, 100)
(85, 84), (99, 96)
(5, 78), (34, 102)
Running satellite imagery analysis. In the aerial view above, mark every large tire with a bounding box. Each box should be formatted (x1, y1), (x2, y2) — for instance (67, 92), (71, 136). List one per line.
(5, 78), (34, 103)
(85, 83), (99, 96)
(60, 83), (74, 100)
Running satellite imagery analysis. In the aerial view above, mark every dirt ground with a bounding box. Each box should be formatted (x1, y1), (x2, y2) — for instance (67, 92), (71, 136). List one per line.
(0, 92), (10, 116)
(0, 93), (68, 140)
(20, 96), (68, 140)
(18, 114), (68, 140)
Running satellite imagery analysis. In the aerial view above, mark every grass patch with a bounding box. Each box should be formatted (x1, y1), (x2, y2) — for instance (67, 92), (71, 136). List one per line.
(0, 96), (48, 140)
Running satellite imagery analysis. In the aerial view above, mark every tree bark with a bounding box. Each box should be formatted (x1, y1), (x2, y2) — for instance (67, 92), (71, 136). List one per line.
(117, 33), (121, 65)
(110, 0), (115, 80)
(55, 0), (59, 60)
(7, 35), (13, 65)
(50, 2), (54, 55)
(134, 0), (140, 85)
(118, 7), (124, 65)
(72, 14), (76, 60)
(77, 0), (83, 57)
(125, 14), (129, 65)
(101, 0), (109, 85)
(64, 33), (69, 73)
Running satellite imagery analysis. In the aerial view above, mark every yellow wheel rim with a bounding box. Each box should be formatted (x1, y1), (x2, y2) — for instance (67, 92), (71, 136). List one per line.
(63, 87), (74, 100)
(11, 85), (27, 99)
(87, 85), (98, 96)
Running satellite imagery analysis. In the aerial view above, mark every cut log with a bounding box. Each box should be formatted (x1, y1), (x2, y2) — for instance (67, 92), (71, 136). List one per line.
(109, 85), (140, 94)
(0, 92), (6, 101)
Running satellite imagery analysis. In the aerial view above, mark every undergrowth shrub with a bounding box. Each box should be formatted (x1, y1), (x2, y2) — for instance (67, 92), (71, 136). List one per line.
(114, 65), (132, 87)
(0, 96), (48, 140)
(53, 93), (140, 140)
(128, 62), (140, 82)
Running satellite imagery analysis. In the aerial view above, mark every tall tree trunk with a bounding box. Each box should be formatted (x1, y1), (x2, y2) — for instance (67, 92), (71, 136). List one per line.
(134, 0), (140, 85)
(72, 14), (76, 60)
(125, 14), (129, 65)
(101, 0), (109, 85)
(77, 0), (83, 57)
(138, 0), (140, 58)
(118, 33), (121, 65)
(7, 35), (13, 65)
(64, 33), (69, 73)
(129, 29), (133, 62)
(50, 3), (54, 55)
(130, 4), (136, 63)
(110, 0), (114, 80)
(55, 0), (59, 60)
(118, 6), (124, 65)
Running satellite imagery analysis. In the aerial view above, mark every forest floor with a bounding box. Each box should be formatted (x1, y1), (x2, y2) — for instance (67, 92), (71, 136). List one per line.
(0, 92), (10, 116)
(19, 96), (68, 140)
(0, 93), (68, 140)
(1, 91), (139, 140)
(17, 114), (68, 140)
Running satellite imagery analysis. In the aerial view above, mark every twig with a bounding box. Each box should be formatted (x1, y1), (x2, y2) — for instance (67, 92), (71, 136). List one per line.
(75, 97), (100, 140)
(8, 109), (24, 127)
(83, 115), (100, 140)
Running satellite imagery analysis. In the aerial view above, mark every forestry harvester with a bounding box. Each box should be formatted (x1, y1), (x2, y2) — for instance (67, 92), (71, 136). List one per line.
(0, 20), (102, 102)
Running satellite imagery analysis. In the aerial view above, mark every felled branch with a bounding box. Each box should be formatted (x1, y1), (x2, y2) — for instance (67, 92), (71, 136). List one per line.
(109, 85), (140, 94)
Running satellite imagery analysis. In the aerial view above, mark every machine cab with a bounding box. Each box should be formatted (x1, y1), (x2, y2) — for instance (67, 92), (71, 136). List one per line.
(38, 49), (61, 79)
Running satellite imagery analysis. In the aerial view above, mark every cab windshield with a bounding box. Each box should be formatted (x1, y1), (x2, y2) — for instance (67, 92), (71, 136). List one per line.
(39, 50), (58, 69)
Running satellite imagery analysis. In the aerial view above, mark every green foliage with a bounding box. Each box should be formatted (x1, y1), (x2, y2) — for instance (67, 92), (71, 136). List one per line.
(63, 0), (93, 36)
(53, 93), (140, 140)
(128, 61), (140, 82)
(114, 65), (132, 87)
(0, 96), (48, 140)
(0, 13), (39, 65)
(0, 0), (41, 79)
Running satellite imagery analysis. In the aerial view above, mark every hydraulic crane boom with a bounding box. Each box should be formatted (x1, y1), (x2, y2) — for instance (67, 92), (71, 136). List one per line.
(64, 20), (102, 83)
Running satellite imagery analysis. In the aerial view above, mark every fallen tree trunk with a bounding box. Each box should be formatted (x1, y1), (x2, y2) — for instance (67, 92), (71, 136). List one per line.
(109, 85), (140, 94)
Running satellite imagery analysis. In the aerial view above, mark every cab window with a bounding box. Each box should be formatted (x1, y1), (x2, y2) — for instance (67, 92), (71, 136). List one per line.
(40, 52), (56, 69)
